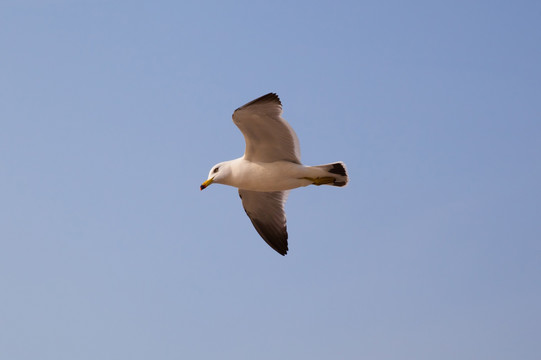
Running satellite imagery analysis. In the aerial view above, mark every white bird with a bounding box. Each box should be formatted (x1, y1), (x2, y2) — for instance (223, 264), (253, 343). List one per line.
(200, 93), (348, 255)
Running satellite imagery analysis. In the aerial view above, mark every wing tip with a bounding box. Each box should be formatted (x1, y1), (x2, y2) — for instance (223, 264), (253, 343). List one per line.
(247, 215), (289, 256)
(235, 92), (282, 112)
(275, 241), (289, 256)
(258, 223), (289, 256)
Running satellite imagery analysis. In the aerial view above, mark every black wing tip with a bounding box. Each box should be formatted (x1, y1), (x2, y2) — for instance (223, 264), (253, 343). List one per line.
(261, 229), (289, 256)
(241, 212), (289, 256)
(257, 92), (281, 105)
(275, 242), (289, 256)
(273, 247), (288, 256)
(267, 233), (288, 256)
(249, 218), (289, 256)
(235, 92), (282, 111)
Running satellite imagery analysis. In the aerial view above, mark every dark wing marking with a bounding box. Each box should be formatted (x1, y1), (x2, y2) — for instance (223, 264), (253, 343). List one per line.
(238, 189), (289, 255)
(232, 93), (301, 164)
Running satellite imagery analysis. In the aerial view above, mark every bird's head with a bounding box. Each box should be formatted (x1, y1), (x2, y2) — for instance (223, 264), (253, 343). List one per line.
(200, 162), (230, 190)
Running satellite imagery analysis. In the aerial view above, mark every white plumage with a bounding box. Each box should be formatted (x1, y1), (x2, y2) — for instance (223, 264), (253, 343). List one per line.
(201, 93), (348, 255)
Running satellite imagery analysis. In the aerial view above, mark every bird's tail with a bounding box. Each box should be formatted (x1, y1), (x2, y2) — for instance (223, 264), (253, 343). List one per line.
(308, 162), (349, 187)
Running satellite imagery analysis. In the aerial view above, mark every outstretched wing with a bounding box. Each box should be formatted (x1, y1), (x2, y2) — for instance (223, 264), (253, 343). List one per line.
(232, 93), (301, 164)
(238, 189), (289, 255)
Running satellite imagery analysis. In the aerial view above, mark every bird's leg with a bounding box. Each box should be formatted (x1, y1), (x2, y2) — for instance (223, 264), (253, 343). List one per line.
(302, 176), (336, 186)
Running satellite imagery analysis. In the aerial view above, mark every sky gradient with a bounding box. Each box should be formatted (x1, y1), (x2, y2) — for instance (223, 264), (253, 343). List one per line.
(1, 1), (540, 359)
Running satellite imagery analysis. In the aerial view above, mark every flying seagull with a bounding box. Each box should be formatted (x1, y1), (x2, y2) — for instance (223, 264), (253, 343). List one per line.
(200, 93), (348, 255)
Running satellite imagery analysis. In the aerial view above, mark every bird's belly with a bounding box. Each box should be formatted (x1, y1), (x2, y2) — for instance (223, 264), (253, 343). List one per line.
(232, 161), (311, 191)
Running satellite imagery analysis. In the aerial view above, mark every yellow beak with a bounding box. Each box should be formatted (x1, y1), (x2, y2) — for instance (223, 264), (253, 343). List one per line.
(200, 177), (214, 191)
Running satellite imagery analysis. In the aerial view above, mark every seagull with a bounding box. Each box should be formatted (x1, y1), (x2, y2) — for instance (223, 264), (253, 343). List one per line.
(200, 93), (348, 255)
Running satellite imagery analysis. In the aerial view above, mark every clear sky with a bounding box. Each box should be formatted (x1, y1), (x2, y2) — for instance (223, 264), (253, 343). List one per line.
(1, 1), (540, 359)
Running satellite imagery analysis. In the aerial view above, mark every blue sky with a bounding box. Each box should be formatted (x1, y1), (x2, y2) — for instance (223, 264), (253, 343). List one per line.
(1, 1), (540, 359)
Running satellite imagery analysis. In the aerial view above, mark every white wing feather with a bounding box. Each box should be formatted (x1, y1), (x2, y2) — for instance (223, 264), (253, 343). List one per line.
(232, 93), (301, 164)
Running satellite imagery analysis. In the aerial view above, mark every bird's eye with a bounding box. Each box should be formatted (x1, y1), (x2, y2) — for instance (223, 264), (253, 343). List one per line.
(213, 167), (219, 174)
